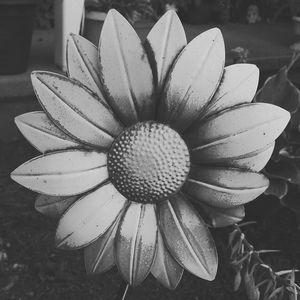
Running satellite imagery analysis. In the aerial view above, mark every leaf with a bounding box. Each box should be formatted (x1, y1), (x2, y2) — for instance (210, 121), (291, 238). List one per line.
(55, 183), (127, 250)
(151, 230), (184, 290)
(158, 28), (225, 131)
(264, 178), (288, 199)
(11, 150), (108, 196)
(184, 166), (269, 208)
(280, 194), (300, 213)
(255, 66), (300, 114)
(265, 160), (300, 184)
(67, 34), (104, 100)
(186, 103), (290, 164)
(99, 9), (155, 126)
(31, 71), (123, 149)
(159, 194), (217, 280)
(35, 194), (78, 218)
(146, 10), (186, 93)
(115, 202), (157, 286)
(203, 64), (259, 119)
(15, 111), (81, 153)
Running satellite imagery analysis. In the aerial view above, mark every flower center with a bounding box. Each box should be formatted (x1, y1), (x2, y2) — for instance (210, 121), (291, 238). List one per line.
(108, 122), (190, 203)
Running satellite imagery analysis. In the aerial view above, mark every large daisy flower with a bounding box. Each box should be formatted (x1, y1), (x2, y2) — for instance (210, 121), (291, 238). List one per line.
(11, 10), (289, 289)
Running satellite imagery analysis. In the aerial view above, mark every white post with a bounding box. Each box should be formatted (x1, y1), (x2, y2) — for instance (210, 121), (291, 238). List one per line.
(54, 0), (85, 72)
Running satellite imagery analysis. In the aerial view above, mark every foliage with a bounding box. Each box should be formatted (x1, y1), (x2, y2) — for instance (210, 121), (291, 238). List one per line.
(254, 52), (300, 229)
(85, 0), (157, 23)
(229, 224), (300, 300)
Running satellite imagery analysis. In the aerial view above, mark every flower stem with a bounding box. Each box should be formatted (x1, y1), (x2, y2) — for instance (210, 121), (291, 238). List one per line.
(115, 281), (130, 300)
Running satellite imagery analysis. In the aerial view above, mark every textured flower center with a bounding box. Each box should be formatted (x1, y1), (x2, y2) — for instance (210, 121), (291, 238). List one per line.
(108, 122), (190, 203)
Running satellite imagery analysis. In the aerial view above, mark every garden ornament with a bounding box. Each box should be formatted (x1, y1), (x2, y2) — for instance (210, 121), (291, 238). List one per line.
(11, 9), (290, 295)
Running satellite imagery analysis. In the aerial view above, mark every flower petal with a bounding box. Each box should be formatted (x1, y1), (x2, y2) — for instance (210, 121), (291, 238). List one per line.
(216, 143), (275, 172)
(99, 9), (155, 125)
(84, 214), (121, 275)
(15, 111), (81, 153)
(202, 64), (259, 118)
(31, 71), (123, 149)
(159, 194), (217, 280)
(158, 28), (225, 131)
(11, 150), (108, 196)
(190, 197), (245, 227)
(186, 103), (290, 163)
(199, 143), (275, 172)
(55, 183), (127, 250)
(35, 194), (78, 218)
(151, 230), (183, 290)
(67, 34), (104, 100)
(115, 202), (157, 286)
(184, 166), (269, 208)
(146, 10), (186, 93)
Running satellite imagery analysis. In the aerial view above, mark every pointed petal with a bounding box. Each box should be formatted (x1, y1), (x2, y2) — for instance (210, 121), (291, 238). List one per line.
(35, 194), (78, 218)
(84, 214), (121, 275)
(31, 71), (123, 149)
(159, 194), (217, 280)
(151, 230), (183, 290)
(99, 9), (155, 125)
(217, 143), (275, 172)
(184, 166), (269, 208)
(190, 196), (245, 227)
(115, 202), (157, 286)
(186, 103), (290, 164)
(203, 64), (259, 118)
(67, 34), (104, 99)
(55, 183), (127, 250)
(146, 10), (186, 92)
(11, 150), (108, 196)
(200, 143), (275, 172)
(158, 28), (225, 131)
(15, 112), (81, 153)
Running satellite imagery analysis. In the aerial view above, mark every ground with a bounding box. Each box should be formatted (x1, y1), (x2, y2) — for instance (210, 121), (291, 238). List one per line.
(0, 139), (299, 300)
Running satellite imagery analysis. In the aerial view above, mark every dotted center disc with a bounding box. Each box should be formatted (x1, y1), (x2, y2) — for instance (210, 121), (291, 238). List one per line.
(108, 122), (190, 203)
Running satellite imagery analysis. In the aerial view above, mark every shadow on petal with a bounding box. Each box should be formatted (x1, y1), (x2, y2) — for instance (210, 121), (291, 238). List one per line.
(84, 214), (122, 275)
(184, 166), (269, 208)
(55, 183), (127, 250)
(15, 111), (82, 154)
(151, 230), (184, 289)
(35, 194), (78, 218)
(158, 28), (225, 131)
(99, 9), (155, 125)
(159, 194), (217, 280)
(115, 202), (157, 286)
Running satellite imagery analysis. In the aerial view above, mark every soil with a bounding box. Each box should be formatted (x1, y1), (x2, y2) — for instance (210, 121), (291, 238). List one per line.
(0, 139), (299, 300)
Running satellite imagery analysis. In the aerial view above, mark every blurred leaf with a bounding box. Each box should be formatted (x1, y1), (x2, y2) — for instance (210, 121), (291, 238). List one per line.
(233, 270), (242, 291)
(268, 287), (284, 299)
(275, 269), (299, 276)
(280, 195), (300, 213)
(265, 161), (300, 184)
(279, 147), (300, 160)
(243, 268), (260, 300)
(264, 178), (288, 199)
(255, 66), (300, 114)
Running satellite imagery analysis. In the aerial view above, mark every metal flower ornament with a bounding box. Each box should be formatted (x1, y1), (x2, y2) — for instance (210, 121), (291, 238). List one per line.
(11, 10), (290, 291)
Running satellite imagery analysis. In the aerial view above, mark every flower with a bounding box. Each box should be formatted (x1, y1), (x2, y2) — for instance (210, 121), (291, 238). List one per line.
(11, 9), (290, 289)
